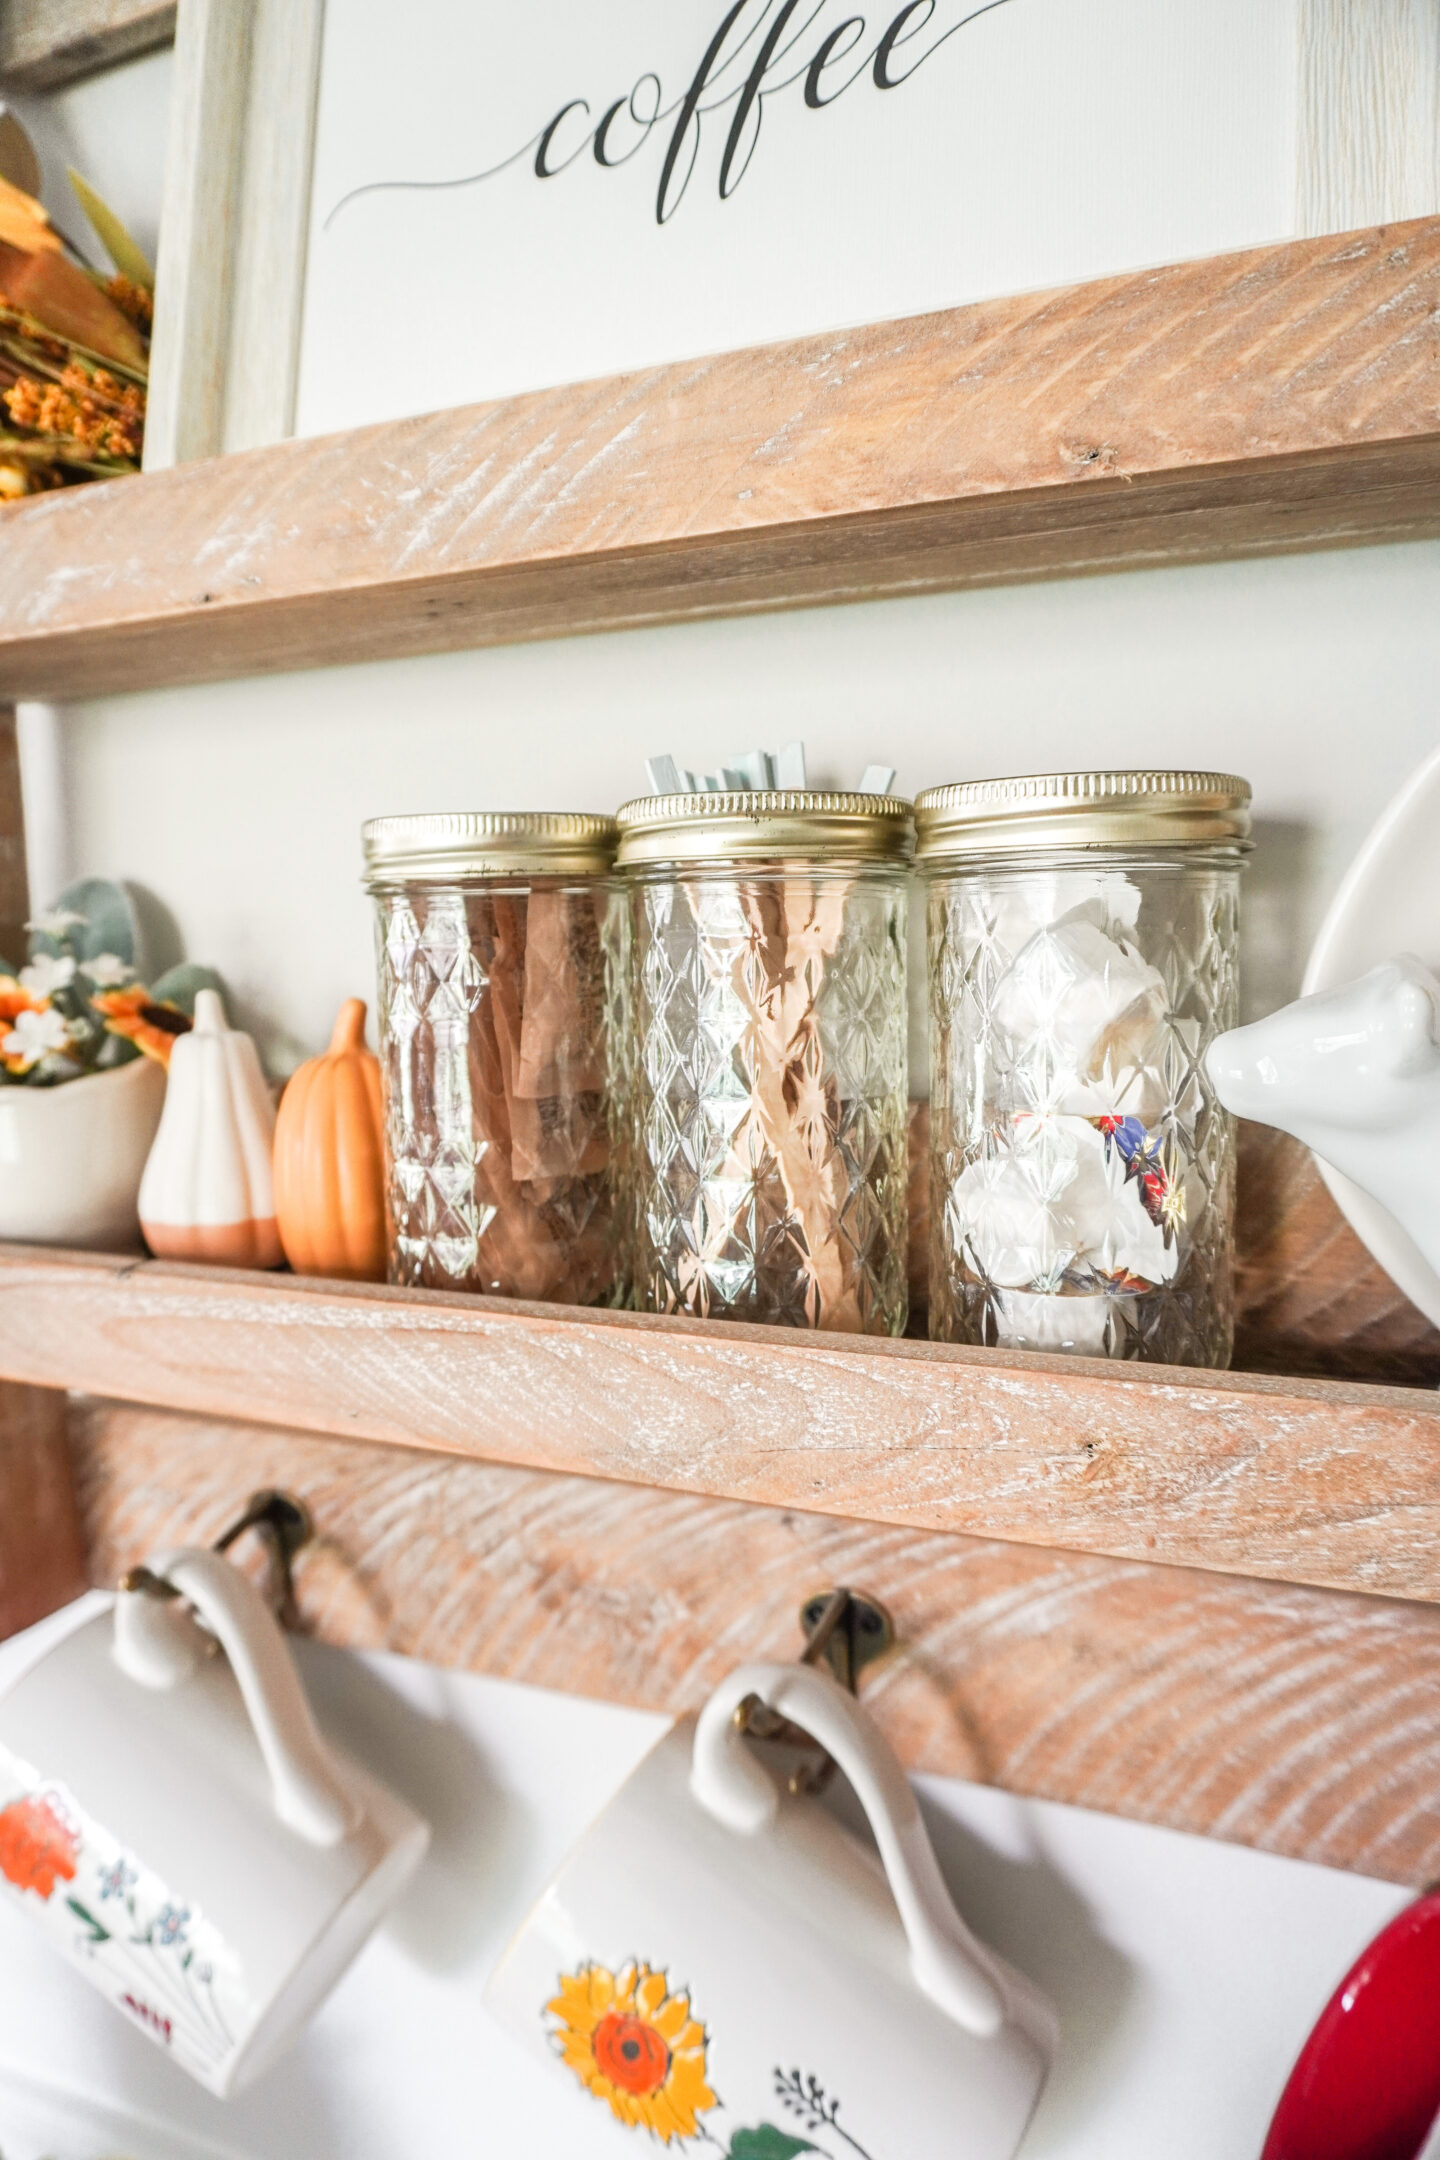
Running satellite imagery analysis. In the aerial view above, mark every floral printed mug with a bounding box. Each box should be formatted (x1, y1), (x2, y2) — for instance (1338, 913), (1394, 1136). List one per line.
(486, 1659), (1056, 2160)
(0, 1551), (429, 2094)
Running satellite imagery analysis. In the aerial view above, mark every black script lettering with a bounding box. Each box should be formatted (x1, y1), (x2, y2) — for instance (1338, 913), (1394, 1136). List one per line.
(804, 16), (868, 107)
(326, 0), (1020, 236)
(656, 0), (750, 224)
(593, 99), (627, 166)
(873, 0), (935, 86)
(720, 0), (805, 199)
(595, 74), (662, 167)
(534, 99), (591, 178)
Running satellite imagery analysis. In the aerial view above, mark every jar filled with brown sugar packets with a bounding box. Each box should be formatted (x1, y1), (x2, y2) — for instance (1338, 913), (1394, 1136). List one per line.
(363, 812), (618, 1303)
(916, 771), (1250, 1367)
(610, 791), (914, 1333)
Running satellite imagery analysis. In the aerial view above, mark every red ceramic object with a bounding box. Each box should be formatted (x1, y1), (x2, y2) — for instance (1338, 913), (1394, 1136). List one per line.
(1263, 1890), (1440, 2160)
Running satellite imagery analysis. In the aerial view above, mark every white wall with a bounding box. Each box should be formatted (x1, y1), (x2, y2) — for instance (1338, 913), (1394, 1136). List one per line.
(6, 46), (172, 269)
(22, 534), (1440, 1079)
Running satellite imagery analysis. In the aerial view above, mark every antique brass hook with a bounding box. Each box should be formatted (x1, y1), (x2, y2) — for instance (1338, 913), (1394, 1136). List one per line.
(733, 1586), (895, 1797)
(798, 1586), (893, 1690)
(119, 1489), (314, 1629)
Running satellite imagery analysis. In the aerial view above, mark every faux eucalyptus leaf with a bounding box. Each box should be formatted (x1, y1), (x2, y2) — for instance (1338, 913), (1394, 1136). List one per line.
(94, 1030), (140, 1068)
(67, 166), (154, 291)
(30, 878), (137, 967)
(149, 962), (223, 1016)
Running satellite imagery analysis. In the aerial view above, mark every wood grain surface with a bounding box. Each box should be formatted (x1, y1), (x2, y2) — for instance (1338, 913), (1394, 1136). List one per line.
(4, 1244), (1440, 1602)
(67, 1398), (1440, 1888)
(0, 706), (27, 969)
(1, 216), (1438, 697)
(0, 1382), (85, 1636)
(1235, 1123), (1440, 1385)
(0, 0), (173, 89)
(1297, 0), (1440, 235)
(145, 0), (325, 469)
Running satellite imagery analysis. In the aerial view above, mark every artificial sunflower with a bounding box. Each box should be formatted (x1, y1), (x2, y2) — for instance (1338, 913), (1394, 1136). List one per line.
(91, 985), (192, 1066)
(548, 1960), (716, 2143)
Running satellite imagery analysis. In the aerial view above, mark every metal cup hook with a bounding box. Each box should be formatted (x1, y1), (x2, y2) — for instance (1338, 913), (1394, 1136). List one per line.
(120, 1489), (314, 1629)
(734, 1586), (895, 1797)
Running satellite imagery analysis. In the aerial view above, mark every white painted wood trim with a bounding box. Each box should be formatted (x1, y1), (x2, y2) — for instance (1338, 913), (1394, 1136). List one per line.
(1297, 0), (1440, 235)
(221, 0), (325, 455)
(145, 0), (323, 469)
(143, 0), (248, 469)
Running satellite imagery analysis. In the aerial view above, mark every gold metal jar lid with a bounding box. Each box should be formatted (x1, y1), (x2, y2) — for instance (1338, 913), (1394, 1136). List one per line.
(614, 791), (916, 868)
(913, 770), (1252, 858)
(362, 811), (619, 883)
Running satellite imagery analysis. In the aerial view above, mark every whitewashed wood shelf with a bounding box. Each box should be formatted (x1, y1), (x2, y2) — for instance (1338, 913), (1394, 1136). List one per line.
(0, 214), (1437, 700)
(0, 0), (174, 92)
(8, 1235), (1440, 1892)
(1, 1241), (1438, 1606)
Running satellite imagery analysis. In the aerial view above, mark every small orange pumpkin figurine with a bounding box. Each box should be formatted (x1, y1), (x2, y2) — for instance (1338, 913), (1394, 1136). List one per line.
(273, 998), (387, 1280)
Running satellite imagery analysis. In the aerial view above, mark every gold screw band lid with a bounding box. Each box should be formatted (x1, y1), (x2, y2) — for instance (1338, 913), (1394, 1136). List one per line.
(614, 790), (916, 868)
(362, 811), (618, 882)
(913, 770), (1252, 857)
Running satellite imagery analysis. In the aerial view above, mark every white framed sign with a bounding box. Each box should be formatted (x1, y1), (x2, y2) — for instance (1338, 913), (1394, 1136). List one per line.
(295, 0), (1293, 435)
(147, 0), (1440, 464)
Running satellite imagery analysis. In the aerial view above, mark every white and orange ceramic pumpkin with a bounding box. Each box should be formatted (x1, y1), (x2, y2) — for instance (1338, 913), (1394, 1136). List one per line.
(138, 988), (281, 1267)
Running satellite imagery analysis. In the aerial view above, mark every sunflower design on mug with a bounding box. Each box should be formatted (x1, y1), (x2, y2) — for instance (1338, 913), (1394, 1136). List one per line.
(548, 1960), (716, 2141)
(0, 1790), (79, 1900)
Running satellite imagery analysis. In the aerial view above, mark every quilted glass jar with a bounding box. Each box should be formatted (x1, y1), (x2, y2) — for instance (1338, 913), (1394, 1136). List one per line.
(363, 812), (618, 1303)
(916, 772), (1249, 1367)
(610, 791), (914, 1334)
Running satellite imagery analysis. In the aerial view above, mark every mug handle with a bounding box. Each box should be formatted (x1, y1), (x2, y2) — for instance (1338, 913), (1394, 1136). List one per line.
(692, 1660), (1005, 2038)
(114, 1546), (360, 1849)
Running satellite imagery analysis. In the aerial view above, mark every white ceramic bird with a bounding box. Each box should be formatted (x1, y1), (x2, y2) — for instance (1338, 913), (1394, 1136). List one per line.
(1206, 955), (1440, 1278)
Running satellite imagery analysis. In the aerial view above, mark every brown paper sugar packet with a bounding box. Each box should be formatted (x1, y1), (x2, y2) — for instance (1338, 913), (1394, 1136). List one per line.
(517, 889), (606, 1101)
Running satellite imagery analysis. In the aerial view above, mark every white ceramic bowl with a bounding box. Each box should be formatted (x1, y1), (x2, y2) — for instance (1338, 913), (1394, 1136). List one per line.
(0, 1054), (165, 1249)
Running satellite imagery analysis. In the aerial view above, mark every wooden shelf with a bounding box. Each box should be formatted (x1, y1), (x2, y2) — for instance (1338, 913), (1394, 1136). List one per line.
(5, 1231), (1440, 1891)
(1, 215), (1438, 699)
(0, 0), (173, 93)
(2, 1241), (1438, 1605)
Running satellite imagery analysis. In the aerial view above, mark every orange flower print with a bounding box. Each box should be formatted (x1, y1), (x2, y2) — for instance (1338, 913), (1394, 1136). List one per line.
(0, 1792), (79, 1899)
(91, 987), (192, 1067)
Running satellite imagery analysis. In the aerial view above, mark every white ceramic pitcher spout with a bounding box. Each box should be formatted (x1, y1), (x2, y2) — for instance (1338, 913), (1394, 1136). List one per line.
(1206, 955), (1440, 1279)
(693, 1660), (1006, 2036)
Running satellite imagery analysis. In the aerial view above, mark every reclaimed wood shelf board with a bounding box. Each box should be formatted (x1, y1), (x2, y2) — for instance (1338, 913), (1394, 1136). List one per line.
(0, 214), (1437, 698)
(0, 0), (174, 91)
(58, 1392), (1440, 1890)
(2, 1241), (1439, 1606)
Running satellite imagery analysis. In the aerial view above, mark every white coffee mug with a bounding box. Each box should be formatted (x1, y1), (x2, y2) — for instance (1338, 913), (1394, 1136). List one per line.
(486, 1659), (1055, 2160)
(0, 1551), (429, 2096)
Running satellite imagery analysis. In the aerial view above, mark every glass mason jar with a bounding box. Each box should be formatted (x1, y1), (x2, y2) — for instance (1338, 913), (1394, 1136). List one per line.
(363, 812), (618, 1304)
(916, 771), (1249, 1367)
(610, 791), (914, 1334)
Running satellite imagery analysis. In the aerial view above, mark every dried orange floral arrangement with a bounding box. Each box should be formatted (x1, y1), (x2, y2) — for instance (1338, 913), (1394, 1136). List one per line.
(0, 166), (151, 497)
(2, 878), (219, 1086)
